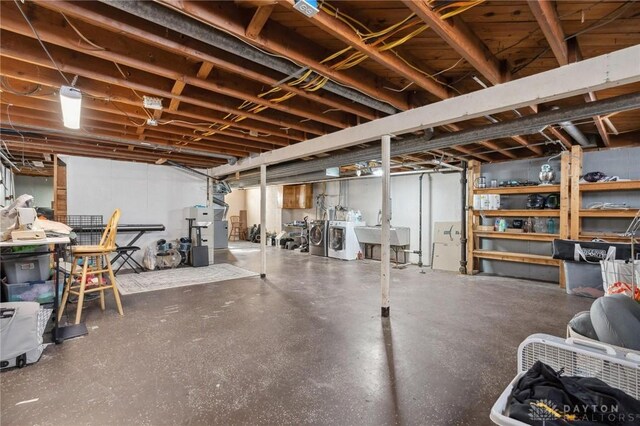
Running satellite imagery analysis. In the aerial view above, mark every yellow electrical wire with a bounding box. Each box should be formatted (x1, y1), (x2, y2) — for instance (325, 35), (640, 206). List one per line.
(189, 0), (484, 143)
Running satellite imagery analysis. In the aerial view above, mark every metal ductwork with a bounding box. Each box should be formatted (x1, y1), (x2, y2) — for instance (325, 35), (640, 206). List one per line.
(551, 106), (593, 146)
(229, 92), (640, 186)
(99, 0), (398, 115)
(559, 121), (592, 146)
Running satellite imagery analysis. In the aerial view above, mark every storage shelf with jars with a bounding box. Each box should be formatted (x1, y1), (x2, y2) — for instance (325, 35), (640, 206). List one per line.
(466, 152), (570, 286)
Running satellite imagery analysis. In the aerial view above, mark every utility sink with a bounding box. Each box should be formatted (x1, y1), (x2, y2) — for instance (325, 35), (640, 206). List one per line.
(354, 226), (411, 246)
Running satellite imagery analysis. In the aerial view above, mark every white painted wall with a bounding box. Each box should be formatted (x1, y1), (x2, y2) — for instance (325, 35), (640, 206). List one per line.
(65, 156), (208, 261)
(14, 175), (54, 209)
(245, 185), (282, 234)
(225, 189), (246, 221)
(243, 172), (462, 264)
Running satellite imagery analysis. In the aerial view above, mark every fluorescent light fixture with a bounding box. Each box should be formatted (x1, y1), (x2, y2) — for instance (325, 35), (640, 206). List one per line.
(326, 167), (340, 177)
(143, 96), (163, 110)
(59, 85), (82, 129)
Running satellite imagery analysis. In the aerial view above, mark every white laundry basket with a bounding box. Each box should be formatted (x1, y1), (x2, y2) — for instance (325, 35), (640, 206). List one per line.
(490, 334), (640, 425)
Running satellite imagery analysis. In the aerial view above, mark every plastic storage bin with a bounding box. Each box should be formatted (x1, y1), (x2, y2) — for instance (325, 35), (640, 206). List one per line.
(490, 334), (640, 425)
(563, 260), (604, 298)
(2, 252), (51, 284)
(2, 280), (62, 304)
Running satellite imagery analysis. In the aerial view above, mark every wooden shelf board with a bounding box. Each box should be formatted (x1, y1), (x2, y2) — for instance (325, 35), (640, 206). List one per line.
(578, 209), (639, 218)
(579, 232), (634, 242)
(580, 181), (640, 192)
(473, 250), (560, 266)
(475, 231), (558, 241)
(473, 209), (560, 217)
(474, 185), (560, 195)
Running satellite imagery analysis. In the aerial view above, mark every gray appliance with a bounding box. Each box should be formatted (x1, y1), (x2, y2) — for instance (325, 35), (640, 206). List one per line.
(211, 181), (231, 249)
(309, 220), (329, 257)
(214, 221), (228, 249)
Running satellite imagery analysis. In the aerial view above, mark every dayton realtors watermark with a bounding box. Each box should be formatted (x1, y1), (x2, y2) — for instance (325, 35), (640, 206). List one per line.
(530, 400), (638, 423)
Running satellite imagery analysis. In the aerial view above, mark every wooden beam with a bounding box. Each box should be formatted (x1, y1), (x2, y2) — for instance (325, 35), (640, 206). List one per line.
(400, 2), (545, 154)
(547, 127), (573, 149)
(210, 44), (640, 176)
(527, 3), (610, 147)
(0, 89), (289, 150)
(277, 0), (450, 100)
(0, 111), (250, 160)
(0, 103), (266, 156)
(585, 92), (611, 147)
(0, 17), (343, 131)
(246, 5), (274, 39)
(0, 35), (325, 136)
(527, 0), (569, 66)
(155, 0), (410, 110)
(443, 124), (519, 159)
(448, 146), (493, 163)
(36, 0), (378, 120)
(402, 0), (508, 85)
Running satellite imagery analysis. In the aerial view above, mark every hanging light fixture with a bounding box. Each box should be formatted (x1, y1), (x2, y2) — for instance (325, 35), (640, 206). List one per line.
(59, 85), (82, 129)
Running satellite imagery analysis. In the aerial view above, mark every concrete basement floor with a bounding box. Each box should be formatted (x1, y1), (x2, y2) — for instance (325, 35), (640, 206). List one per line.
(1, 242), (592, 425)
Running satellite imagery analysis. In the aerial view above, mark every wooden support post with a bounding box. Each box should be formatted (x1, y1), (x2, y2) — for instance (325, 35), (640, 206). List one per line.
(381, 134), (391, 317)
(260, 164), (267, 278)
(466, 161), (480, 274)
(570, 146), (583, 240)
(559, 151), (571, 288)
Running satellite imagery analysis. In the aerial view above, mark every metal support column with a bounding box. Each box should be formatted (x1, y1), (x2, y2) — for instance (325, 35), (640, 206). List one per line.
(381, 134), (391, 317)
(260, 164), (267, 278)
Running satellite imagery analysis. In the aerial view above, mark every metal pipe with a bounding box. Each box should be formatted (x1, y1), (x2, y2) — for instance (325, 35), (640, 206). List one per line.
(418, 173), (424, 268)
(460, 162), (468, 274)
(0, 149), (20, 172)
(100, 0), (397, 115)
(260, 164), (266, 278)
(381, 134), (391, 317)
(427, 174), (433, 268)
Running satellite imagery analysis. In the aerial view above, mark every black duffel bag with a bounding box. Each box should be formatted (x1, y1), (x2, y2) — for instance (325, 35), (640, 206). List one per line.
(552, 239), (640, 262)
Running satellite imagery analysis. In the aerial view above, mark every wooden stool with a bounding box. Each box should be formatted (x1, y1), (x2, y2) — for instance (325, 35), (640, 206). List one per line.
(58, 209), (124, 324)
(228, 215), (241, 241)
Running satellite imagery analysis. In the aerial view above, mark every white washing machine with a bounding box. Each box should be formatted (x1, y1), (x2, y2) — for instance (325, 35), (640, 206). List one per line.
(328, 221), (365, 260)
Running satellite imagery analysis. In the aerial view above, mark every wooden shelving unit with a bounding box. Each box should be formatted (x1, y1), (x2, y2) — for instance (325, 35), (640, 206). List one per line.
(473, 250), (561, 266)
(474, 232), (558, 242)
(466, 152), (570, 286)
(570, 145), (640, 242)
(473, 209), (560, 217)
(473, 185), (561, 195)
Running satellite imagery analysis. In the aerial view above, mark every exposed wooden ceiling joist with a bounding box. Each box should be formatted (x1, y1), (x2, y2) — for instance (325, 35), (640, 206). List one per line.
(276, 0), (451, 100)
(527, 0), (610, 147)
(36, 0), (379, 121)
(402, 0), (509, 85)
